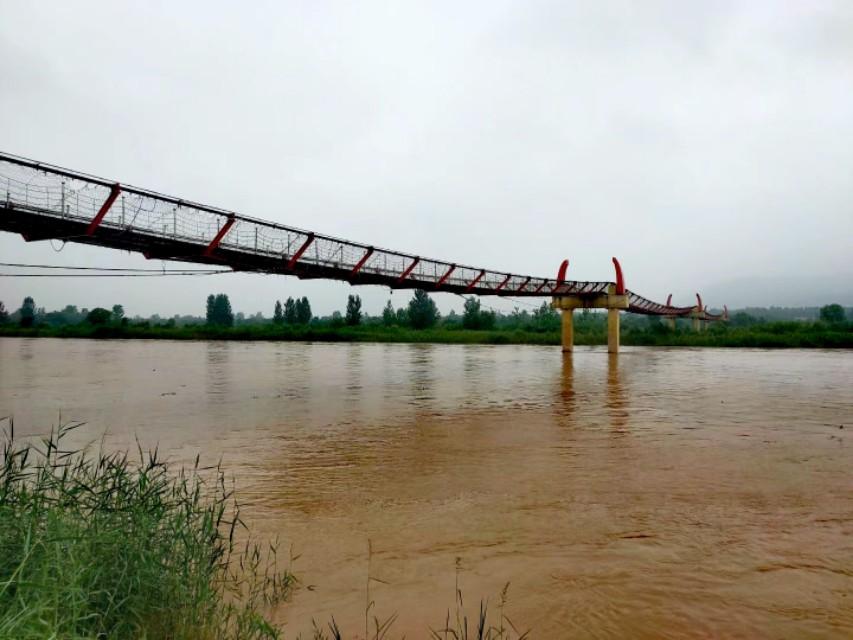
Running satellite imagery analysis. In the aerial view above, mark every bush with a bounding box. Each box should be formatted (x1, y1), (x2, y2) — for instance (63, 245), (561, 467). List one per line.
(86, 307), (113, 325)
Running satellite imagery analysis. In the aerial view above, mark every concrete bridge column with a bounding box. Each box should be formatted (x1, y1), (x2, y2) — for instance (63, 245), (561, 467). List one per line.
(552, 280), (628, 354)
(561, 309), (574, 353)
(666, 317), (676, 330)
(607, 308), (620, 353)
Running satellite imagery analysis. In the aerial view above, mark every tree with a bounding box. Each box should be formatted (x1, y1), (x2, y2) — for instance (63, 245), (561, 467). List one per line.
(112, 304), (125, 323)
(60, 305), (82, 325)
(206, 293), (234, 327)
(273, 300), (284, 325)
(0, 301), (7, 325)
(395, 307), (408, 326)
(462, 297), (481, 329)
(283, 297), (297, 324)
(215, 294), (234, 327)
(296, 297), (312, 325)
(86, 307), (112, 325)
(345, 294), (362, 326)
(407, 289), (439, 329)
(206, 295), (216, 324)
(820, 303), (845, 323)
(461, 297), (494, 330)
(532, 301), (559, 331)
(20, 296), (36, 328)
(382, 300), (395, 327)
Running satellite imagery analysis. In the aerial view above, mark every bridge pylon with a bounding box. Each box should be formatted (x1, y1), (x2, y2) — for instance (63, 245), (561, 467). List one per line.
(692, 294), (706, 332)
(551, 258), (629, 354)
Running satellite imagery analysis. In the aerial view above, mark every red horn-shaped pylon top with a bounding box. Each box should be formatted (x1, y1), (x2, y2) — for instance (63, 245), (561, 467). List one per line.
(612, 257), (625, 294)
(666, 293), (672, 307)
(556, 259), (569, 283)
(695, 293), (703, 312)
(724, 305), (729, 320)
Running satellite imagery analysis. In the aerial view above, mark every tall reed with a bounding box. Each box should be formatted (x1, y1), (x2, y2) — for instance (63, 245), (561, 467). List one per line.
(0, 418), (294, 640)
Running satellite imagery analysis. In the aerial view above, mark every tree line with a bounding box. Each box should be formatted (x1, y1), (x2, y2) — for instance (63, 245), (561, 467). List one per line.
(0, 292), (848, 333)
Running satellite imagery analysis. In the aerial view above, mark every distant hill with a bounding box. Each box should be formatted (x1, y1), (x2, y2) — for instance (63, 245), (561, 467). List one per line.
(698, 274), (853, 309)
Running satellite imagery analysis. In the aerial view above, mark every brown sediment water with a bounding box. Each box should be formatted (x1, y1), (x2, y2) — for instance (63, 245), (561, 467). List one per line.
(1, 338), (851, 638)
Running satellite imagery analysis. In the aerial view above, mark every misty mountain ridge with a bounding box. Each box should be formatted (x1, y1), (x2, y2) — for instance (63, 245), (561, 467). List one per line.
(695, 274), (853, 309)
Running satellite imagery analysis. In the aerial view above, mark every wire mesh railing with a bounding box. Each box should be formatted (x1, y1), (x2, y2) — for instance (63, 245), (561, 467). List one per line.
(0, 151), (719, 316)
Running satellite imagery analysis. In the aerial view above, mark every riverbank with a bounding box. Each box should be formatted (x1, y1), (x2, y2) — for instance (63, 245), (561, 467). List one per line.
(1, 320), (851, 348)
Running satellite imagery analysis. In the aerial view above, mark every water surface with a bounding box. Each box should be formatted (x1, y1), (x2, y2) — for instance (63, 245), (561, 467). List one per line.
(1, 338), (851, 638)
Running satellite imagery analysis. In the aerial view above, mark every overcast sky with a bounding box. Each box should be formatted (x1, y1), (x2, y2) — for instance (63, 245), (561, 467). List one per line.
(1, 1), (851, 317)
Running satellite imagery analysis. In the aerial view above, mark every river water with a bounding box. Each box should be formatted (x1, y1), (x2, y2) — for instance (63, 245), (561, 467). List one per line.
(1, 338), (851, 638)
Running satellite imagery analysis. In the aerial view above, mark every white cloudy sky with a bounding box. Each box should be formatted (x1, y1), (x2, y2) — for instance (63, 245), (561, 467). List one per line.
(1, 1), (851, 316)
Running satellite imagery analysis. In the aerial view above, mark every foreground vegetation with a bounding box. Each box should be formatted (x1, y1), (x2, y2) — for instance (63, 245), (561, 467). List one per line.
(0, 421), (528, 639)
(0, 420), (293, 640)
(1, 293), (850, 348)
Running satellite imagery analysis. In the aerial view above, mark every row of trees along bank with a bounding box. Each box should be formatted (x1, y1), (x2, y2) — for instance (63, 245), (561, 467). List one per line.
(0, 294), (850, 347)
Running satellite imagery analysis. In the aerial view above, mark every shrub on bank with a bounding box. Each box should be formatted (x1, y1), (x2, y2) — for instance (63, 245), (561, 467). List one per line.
(0, 420), (293, 640)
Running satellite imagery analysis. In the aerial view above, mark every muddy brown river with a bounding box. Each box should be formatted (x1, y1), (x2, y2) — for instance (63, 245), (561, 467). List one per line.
(1, 338), (851, 638)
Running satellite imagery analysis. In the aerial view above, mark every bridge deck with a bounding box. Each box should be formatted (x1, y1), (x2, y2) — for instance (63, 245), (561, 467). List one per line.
(0, 152), (716, 318)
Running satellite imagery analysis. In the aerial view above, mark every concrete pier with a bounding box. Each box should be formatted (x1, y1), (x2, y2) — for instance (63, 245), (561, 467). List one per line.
(561, 309), (574, 353)
(553, 283), (629, 353)
(608, 307), (620, 353)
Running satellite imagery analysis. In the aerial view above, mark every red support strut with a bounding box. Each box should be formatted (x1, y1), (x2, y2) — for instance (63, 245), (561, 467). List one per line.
(85, 183), (121, 236)
(465, 269), (486, 292)
(436, 264), (456, 288)
(203, 215), (235, 257)
(495, 274), (512, 293)
(533, 279), (550, 294)
(397, 257), (420, 283)
(515, 276), (532, 293)
(350, 247), (374, 277)
(286, 233), (315, 271)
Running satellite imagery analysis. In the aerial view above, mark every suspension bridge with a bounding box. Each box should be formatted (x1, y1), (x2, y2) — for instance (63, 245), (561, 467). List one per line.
(0, 151), (725, 352)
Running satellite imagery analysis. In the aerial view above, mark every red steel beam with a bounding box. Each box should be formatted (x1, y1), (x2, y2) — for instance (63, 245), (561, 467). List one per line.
(495, 274), (512, 293)
(515, 276), (532, 293)
(465, 269), (486, 292)
(436, 264), (456, 288)
(533, 279), (550, 294)
(350, 247), (374, 277)
(397, 257), (420, 283)
(85, 183), (121, 236)
(286, 233), (315, 270)
(203, 215), (235, 257)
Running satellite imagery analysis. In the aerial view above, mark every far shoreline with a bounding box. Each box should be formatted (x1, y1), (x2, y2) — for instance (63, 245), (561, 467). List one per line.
(1, 323), (851, 349)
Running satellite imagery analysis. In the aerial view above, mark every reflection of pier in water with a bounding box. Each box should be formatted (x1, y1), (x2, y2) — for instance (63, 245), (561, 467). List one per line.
(557, 351), (629, 432)
(607, 353), (629, 432)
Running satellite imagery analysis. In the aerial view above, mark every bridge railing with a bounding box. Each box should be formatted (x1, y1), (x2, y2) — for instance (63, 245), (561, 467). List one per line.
(0, 152), (719, 315)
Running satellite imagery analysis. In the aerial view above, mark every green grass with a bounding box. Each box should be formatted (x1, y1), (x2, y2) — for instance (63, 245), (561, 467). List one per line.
(1, 320), (851, 348)
(0, 323), (562, 346)
(0, 419), (294, 640)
